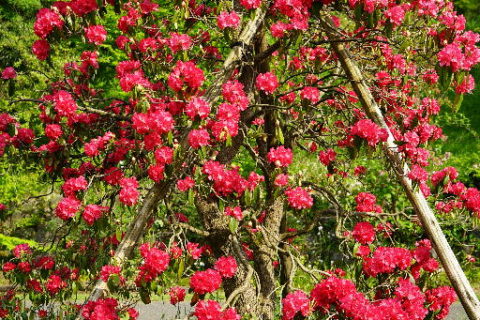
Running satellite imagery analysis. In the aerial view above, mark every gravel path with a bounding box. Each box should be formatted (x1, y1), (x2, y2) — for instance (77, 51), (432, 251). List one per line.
(134, 302), (467, 320)
(446, 303), (468, 320)
(136, 302), (192, 320)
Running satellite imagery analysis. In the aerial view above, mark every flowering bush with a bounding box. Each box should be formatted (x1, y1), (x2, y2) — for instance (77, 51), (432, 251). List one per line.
(0, 0), (479, 319)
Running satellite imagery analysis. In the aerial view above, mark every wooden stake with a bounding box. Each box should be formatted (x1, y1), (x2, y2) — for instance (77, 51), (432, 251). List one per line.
(320, 17), (480, 320)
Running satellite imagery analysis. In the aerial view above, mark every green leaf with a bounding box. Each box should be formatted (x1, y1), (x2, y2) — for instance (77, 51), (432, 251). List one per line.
(177, 258), (185, 279)
(115, 229), (122, 243)
(229, 217), (239, 234)
(452, 93), (464, 112)
(275, 125), (284, 144)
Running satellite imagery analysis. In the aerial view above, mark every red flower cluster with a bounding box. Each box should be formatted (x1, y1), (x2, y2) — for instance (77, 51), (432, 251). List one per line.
(267, 146), (293, 167)
(350, 119), (388, 147)
(256, 72), (279, 94)
(217, 11), (241, 30)
(83, 204), (109, 225)
(1, 67), (16, 80)
(84, 25), (107, 45)
(214, 256), (238, 278)
(362, 247), (412, 277)
(318, 148), (336, 166)
(116, 60), (151, 92)
(52, 90), (78, 117)
(411, 239), (439, 279)
(202, 161), (255, 196)
(185, 97), (211, 120)
(194, 300), (240, 320)
(168, 286), (186, 305)
(32, 40), (50, 60)
(351, 221), (376, 244)
(282, 290), (312, 320)
(136, 243), (170, 285)
(225, 206), (243, 221)
(355, 192), (382, 213)
(34, 8), (64, 39)
(188, 129), (210, 149)
(190, 268), (222, 294)
(55, 196), (81, 220)
(46, 274), (67, 295)
(119, 177), (139, 206)
(284, 187), (313, 210)
(239, 0), (261, 10)
(168, 61), (205, 92)
(425, 286), (457, 319)
(100, 265), (122, 282)
(81, 298), (119, 320)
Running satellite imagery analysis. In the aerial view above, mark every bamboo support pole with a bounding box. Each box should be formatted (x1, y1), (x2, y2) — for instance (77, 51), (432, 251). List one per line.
(320, 17), (480, 320)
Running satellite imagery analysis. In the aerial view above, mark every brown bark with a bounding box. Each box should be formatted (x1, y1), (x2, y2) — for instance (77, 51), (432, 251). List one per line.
(76, 4), (271, 316)
(195, 195), (258, 315)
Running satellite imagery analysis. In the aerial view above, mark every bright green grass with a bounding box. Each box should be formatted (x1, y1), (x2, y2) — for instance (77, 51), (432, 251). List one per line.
(435, 67), (480, 180)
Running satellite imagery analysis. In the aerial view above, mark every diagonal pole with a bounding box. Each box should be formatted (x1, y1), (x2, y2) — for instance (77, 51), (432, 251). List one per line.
(319, 16), (480, 320)
(75, 3), (271, 316)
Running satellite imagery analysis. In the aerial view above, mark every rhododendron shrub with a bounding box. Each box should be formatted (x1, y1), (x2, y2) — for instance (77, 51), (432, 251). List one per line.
(0, 0), (479, 319)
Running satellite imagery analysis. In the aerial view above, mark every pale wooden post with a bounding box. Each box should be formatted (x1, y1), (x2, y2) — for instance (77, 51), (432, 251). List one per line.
(320, 17), (480, 320)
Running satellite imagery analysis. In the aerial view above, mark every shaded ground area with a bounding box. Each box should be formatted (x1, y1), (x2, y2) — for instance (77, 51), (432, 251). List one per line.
(134, 301), (467, 320)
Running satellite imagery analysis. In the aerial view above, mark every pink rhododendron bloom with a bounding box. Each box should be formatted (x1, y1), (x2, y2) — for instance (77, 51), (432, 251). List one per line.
(190, 268), (222, 294)
(300, 86), (320, 103)
(136, 243), (170, 284)
(185, 97), (211, 120)
(274, 173), (289, 187)
(225, 206), (243, 221)
(147, 164), (165, 182)
(83, 204), (109, 225)
(256, 72), (279, 94)
(84, 25), (107, 45)
(55, 196), (81, 220)
(188, 129), (210, 149)
(100, 265), (122, 282)
(168, 61), (205, 92)
(267, 146), (293, 167)
(217, 11), (241, 30)
(119, 177), (139, 206)
(168, 286), (186, 305)
(1, 67), (16, 80)
(355, 192), (382, 213)
(177, 176), (195, 191)
(214, 256), (238, 278)
(34, 8), (64, 39)
(385, 5), (406, 26)
(32, 39), (50, 60)
(282, 290), (312, 320)
(425, 286), (457, 319)
(239, 0), (261, 9)
(284, 187), (313, 210)
(363, 247), (412, 277)
(13, 244), (32, 258)
(455, 74), (475, 94)
(46, 275), (66, 295)
(352, 221), (376, 244)
(168, 32), (192, 53)
(318, 148), (336, 166)
(350, 119), (388, 146)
